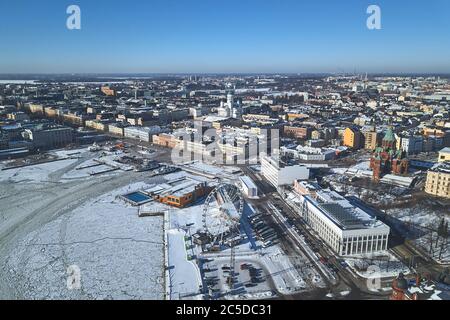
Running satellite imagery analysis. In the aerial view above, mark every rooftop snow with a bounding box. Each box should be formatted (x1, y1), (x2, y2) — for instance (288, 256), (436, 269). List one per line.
(310, 189), (386, 230)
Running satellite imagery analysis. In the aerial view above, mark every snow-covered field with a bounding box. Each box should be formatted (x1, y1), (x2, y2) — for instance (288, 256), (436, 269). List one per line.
(260, 245), (310, 293)
(387, 206), (450, 263)
(2, 148), (378, 300)
(344, 252), (410, 279)
(0, 149), (166, 300)
(0, 159), (79, 183)
(3, 182), (164, 299)
(166, 229), (202, 299)
(330, 160), (372, 178)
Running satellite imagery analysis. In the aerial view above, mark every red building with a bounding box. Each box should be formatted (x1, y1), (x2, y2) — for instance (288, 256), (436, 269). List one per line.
(370, 127), (409, 181)
(283, 126), (312, 139)
(390, 273), (418, 300)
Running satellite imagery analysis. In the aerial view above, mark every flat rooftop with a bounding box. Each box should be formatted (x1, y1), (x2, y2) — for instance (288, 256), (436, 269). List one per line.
(307, 189), (387, 230)
(430, 162), (450, 174)
(240, 175), (257, 190)
(145, 176), (206, 198)
(317, 202), (366, 229)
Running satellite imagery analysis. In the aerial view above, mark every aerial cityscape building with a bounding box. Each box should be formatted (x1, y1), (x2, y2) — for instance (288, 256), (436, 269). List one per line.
(0, 0), (449, 307)
(0, 74), (449, 306)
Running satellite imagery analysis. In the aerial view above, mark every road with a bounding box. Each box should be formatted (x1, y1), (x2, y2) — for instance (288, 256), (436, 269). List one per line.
(271, 192), (396, 299)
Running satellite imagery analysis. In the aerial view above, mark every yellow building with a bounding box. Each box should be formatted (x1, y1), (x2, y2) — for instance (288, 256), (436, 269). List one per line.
(287, 113), (309, 121)
(420, 105), (435, 114)
(435, 120), (450, 128)
(343, 127), (362, 149)
(85, 120), (109, 132)
(438, 148), (450, 163)
(108, 124), (126, 136)
(152, 133), (180, 148)
(63, 112), (86, 126)
(101, 86), (116, 96)
(423, 127), (446, 138)
(250, 127), (262, 135)
(363, 131), (379, 150)
(28, 103), (44, 114)
(7, 112), (29, 121)
(311, 130), (322, 140)
(395, 134), (402, 151)
(44, 107), (59, 118)
(211, 121), (223, 129)
(425, 162), (450, 199)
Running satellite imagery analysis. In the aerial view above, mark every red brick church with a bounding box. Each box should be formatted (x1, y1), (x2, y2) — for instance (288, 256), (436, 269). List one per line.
(370, 127), (409, 181)
(390, 273), (419, 300)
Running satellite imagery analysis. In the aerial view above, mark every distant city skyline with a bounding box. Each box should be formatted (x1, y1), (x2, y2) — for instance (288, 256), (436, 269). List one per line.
(1, 0), (449, 74)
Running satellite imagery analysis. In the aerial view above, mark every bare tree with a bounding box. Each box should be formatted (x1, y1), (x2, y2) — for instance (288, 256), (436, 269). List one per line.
(438, 222), (449, 261)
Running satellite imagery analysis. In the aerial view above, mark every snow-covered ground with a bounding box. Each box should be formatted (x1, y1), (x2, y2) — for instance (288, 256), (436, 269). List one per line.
(160, 179), (322, 300)
(60, 155), (127, 180)
(1, 181), (165, 299)
(0, 158), (79, 183)
(61, 163), (116, 180)
(0, 148), (132, 184)
(344, 252), (410, 279)
(260, 245), (309, 293)
(387, 206), (450, 263)
(330, 160), (372, 178)
(409, 282), (449, 300)
(166, 229), (203, 300)
(1, 149), (364, 300)
(0, 148), (167, 300)
(179, 161), (241, 182)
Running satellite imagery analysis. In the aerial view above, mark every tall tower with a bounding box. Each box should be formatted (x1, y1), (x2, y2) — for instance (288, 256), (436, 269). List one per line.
(232, 99), (242, 119)
(227, 92), (234, 110)
(382, 126), (396, 150)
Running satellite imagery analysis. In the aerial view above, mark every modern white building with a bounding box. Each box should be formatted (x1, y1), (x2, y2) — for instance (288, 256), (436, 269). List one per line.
(217, 92), (241, 119)
(398, 134), (444, 154)
(124, 126), (162, 142)
(227, 92), (234, 110)
(240, 176), (258, 199)
(281, 146), (336, 161)
(399, 135), (423, 154)
(217, 100), (231, 118)
(261, 155), (310, 187)
(296, 189), (390, 256)
(189, 107), (202, 119)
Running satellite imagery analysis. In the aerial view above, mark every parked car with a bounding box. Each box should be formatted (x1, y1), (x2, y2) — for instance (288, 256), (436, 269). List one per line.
(240, 263), (249, 270)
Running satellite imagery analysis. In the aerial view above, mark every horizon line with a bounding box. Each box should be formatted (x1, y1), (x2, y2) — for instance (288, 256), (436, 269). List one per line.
(1, 72), (450, 76)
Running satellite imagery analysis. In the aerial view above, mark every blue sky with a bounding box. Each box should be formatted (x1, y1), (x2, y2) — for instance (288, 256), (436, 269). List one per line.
(0, 0), (449, 74)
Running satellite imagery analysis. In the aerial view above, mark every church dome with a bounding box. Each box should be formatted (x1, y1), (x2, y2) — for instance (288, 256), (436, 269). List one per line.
(383, 127), (396, 143)
(394, 273), (409, 291)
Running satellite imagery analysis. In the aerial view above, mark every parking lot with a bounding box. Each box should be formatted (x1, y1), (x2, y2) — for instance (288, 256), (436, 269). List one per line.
(247, 211), (279, 248)
(201, 257), (275, 299)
